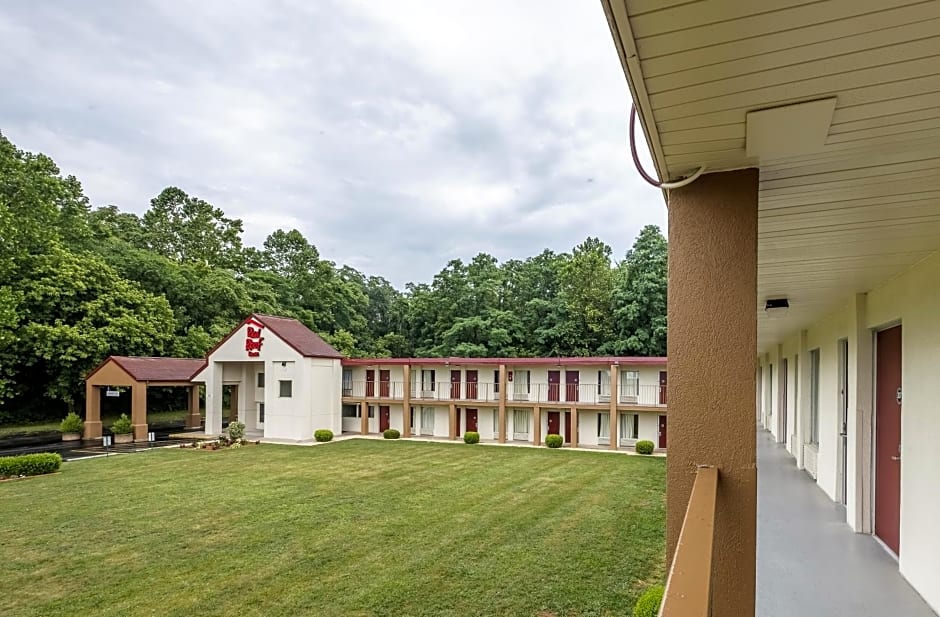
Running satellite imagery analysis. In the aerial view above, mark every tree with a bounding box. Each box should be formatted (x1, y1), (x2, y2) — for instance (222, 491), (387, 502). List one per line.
(607, 225), (668, 356)
(558, 238), (614, 355)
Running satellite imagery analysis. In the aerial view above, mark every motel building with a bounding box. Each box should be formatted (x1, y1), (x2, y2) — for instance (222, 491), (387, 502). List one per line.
(84, 314), (669, 450)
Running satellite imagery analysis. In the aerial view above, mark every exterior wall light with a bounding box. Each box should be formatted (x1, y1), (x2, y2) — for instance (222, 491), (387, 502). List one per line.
(764, 298), (790, 317)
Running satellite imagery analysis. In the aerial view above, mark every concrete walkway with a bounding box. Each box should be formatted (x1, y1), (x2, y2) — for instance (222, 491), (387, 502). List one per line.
(757, 431), (936, 616)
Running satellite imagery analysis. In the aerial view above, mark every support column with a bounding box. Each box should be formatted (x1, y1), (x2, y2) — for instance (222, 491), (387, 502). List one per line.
(667, 169), (758, 617)
(569, 407), (578, 448)
(448, 403), (457, 440)
(204, 363), (223, 435)
(533, 406), (541, 445)
(132, 383), (148, 442)
(609, 363), (619, 450)
(360, 401), (368, 434)
(402, 365), (412, 438)
(498, 364), (507, 443)
(796, 331), (810, 470)
(186, 385), (202, 429)
(776, 344), (786, 443)
(84, 382), (102, 439)
(848, 292), (873, 533)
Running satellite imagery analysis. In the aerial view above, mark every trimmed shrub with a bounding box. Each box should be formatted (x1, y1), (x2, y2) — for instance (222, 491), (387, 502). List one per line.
(228, 421), (246, 442)
(545, 434), (563, 448)
(463, 431), (480, 444)
(0, 453), (63, 479)
(110, 413), (133, 435)
(635, 440), (655, 455)
(314, 429), (334, 442)
(383, 429), (401, 439)
(633, 584), (664, 617)
(60, 412), (84, 434)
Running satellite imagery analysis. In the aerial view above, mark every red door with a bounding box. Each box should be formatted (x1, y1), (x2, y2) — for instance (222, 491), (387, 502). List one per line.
(450, 370), (461, 399)
(547, 411), (560, 436)
(548, 371), (560, 402)
(466, 370), (478, 400)
(659, 371), (668, 404)
(379, 370), (390, 397)
(466, 409), (478, 432)
(379, 406), (390, 432)
(564, 411), (572, 443)
(366, 370), (375, 397)
(565, 371), (579, 402)
(875, 325), (902, 556)
(658, 415), (667, 448)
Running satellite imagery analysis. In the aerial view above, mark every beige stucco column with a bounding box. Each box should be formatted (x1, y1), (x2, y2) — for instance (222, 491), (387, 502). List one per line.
(609, 363), (619, 449)
(533, 406), (541, 445)
(186, 385), (201, 429)
(84, 383), (102, 439)
(131, 383), (148, 442)
(402, 364), (412, 438)
(498, 364), (507, 443)
(569, 407), (578, 447)
(667, 168), (758, 617)
(360, 401), (368, 434)
(448, 403), (457, 440)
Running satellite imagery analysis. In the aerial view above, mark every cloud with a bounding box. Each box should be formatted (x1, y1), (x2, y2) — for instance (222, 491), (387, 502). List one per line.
(0, 0), (665, 287)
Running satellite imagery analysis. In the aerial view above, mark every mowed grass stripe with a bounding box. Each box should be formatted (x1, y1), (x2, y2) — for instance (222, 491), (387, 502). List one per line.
(0, 440), (665, 617)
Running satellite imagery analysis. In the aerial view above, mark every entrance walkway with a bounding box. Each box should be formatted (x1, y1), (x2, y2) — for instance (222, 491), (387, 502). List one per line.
(757, 431), (936, 616)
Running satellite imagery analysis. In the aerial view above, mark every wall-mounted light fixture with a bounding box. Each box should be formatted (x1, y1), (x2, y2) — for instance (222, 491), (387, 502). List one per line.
(764, 298), (790, 318)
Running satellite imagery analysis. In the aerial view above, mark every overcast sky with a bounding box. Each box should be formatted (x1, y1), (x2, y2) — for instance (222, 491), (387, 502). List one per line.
(1, 0), (663, 287)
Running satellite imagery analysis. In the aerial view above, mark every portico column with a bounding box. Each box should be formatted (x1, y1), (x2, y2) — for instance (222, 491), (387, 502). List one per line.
(402, 364), (412, 438)
(609, 363), (619, 450)
(448, 403), (457, 440)
(533, 406), (541, 445)
(667, 168), (758, 617)
(498, 364), (507, 443)
(84, 382), (102, 439)
(205, 362), (224, 435)
(131, 383), (148, 442)
(360, 401), (368, 435)
(569, 407), (578, 447)
(186, 385), (202, 429)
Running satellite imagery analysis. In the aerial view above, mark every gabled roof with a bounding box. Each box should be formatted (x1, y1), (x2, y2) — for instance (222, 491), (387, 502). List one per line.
(252, 314), (343, 359)
(87, 356), (205, 382)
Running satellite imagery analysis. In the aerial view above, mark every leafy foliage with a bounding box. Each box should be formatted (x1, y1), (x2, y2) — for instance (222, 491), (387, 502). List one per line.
(314, 429), (334, 442)
(0, 452), (62, 478)
(110, 413), (133, 435)
(632, 584), (664, 617)
(545, 434), (563, 448)
(59, 412), (84, 434)
(382, 429), (400, 439)
(228, 421), (246, 442)
(635, 440), (655, 455)
(463, 431), (480, 444)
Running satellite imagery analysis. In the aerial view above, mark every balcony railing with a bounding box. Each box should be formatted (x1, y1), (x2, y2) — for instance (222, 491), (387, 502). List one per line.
(342, 380), (667, 406)
(661, 465), (718, 617)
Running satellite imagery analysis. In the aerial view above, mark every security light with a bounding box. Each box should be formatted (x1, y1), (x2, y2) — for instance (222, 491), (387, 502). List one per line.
(764, 298), (790, 317)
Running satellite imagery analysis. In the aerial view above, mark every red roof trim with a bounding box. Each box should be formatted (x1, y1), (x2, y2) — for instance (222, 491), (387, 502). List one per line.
(254, 314), (342, 359)
(341, 356), (667, 367)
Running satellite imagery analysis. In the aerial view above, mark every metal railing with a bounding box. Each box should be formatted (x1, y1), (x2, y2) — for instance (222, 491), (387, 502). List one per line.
(661, 465), (718, 617)
(344, 381), (405, 399)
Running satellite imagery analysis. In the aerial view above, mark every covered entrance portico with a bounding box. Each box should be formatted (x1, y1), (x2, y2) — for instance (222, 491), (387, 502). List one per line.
(84, 356), (204, 441)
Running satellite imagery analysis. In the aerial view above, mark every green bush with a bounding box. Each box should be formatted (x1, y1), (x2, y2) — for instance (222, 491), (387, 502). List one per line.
(0, 453), (63, 478)
(228, 421), (246, 442)
(110, 413), (133, 435)
(545, 434), (563, 448)
(463, 431), (480, 444)
(383, 429), (400, 439)
(635, 440), (655, 455)
(314, 429), (334, 442)
(633, 584), (664, 617)
(59, 412), (84, 434)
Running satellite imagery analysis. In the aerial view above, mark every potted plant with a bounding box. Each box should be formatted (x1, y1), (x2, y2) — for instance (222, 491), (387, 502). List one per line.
(60, 412), (84, 442)
(110, 413), (134, 444)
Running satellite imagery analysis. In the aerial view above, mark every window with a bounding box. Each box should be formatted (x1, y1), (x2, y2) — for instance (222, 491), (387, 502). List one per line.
(368, 405), (375, 419)
(513, 370), (530, 398)
(421, 369), (436, 393)
(512, 408), (529, 439)
(342, 404), (359, 418)
(620, 413), (639, 440)
(279, 380), (292, 398)
(598, 370), (611, 396)
(493, 370), (500, 394)
(810, 349), (820, 445)
(420, 407), (435, 434)
(258, 403), (265, 423)
(597, 412), (610, 440)
(256, 372), (265, 388)
(620, 370), (639, 397)
(492, 409), (499, 436)
(342, 369), (352, 395)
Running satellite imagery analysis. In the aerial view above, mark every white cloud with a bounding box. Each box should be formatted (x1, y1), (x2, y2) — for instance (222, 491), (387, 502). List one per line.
(0, 0), (665, 287)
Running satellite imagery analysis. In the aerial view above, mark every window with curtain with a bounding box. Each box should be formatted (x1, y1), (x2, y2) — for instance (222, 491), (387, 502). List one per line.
(492, 410), (499, 436)
(597, 412), (610, 439)
(420, 407), (435, 433)
(620, 413), (639, 440)
(513, 371), (530, 398)
(512, 409), (529, 437)
(621, 371), (640, 396)
(421, 370), (436, 392)
(598, 370), (611, 396)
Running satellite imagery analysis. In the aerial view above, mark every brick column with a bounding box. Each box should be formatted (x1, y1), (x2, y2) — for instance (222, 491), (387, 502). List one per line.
(533, 406), (541, 446)
(498, 364), (507, 443)
(131, 383), (148, 442)
(609, 364), (619, 450)
(402, 364), (412, 438)
(186, 385), (202, 429)
(667, 168), (758, 617)
(84, 383), (102, 439)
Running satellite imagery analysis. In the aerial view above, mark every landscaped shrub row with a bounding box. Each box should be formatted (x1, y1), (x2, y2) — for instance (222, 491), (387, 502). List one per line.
(383, 429), (400, 439)
(0, 453), (63, 479)
(633, 584), (664, 617)
(635, 440), (655, 455)
(463, 431), (480, 444)
(545, 434), (563, 448)
(314, 429), (334, 442)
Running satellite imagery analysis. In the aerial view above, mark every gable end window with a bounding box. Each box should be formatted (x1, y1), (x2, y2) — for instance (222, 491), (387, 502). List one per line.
(279, 380), (293, 398)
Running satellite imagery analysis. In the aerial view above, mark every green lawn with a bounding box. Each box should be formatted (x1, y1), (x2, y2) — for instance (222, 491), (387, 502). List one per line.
(0, 440), (665, 617)
(0, 409), (200, 438)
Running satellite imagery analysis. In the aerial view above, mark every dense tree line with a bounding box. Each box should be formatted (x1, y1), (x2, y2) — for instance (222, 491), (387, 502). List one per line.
(0, 133), (667, 423)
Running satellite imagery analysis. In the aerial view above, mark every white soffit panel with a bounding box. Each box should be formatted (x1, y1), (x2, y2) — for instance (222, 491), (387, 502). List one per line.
(746, 98), (837, 161)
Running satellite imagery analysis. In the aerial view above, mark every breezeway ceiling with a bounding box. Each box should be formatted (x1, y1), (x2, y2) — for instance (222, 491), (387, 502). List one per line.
(602, 0), (940, 351)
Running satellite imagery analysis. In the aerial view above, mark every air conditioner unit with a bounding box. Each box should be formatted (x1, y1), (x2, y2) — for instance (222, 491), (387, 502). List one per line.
(620, 394), (638, 404)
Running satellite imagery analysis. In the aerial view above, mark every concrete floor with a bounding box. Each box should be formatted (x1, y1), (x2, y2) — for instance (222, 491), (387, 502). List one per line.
(757, 431), (936, 616)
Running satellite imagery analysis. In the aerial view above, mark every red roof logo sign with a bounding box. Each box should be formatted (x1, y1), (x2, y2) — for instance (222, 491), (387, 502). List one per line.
(245, 318), (265, 357)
